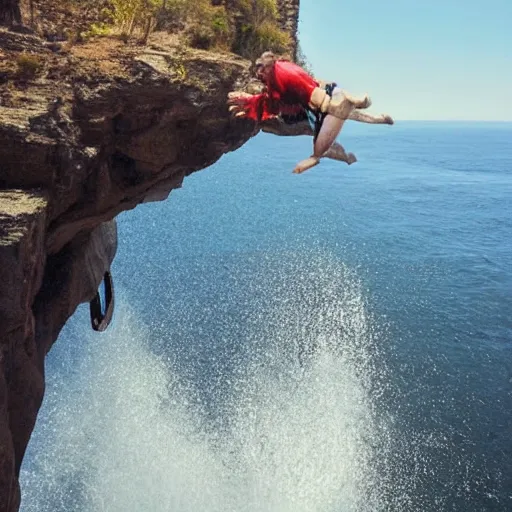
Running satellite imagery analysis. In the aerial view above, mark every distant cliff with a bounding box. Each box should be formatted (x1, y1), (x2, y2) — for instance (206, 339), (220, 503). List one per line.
(0, 1), (300, 510)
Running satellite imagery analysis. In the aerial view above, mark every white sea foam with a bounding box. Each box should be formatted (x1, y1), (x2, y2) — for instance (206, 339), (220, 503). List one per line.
(20, 253), (389, 512)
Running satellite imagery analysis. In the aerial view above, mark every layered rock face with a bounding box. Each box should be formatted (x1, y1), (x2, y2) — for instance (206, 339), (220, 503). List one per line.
(0, 34), (255, 511)
(0, 190), (47, 512)
(0, 0), (301, 506)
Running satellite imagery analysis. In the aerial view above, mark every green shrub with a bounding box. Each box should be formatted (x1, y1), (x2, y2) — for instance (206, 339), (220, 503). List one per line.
(15, 53), (43, 80)
(86, 22), (113, 37)
(231, 0), (291, 60)
(54, 0), (292, 58)
(211, 7), (231, 44)
(250, 20), (290, 56)
(252, 0), (279, 23)
(107, 0), (162, 36)
(188, 3), (233, 50)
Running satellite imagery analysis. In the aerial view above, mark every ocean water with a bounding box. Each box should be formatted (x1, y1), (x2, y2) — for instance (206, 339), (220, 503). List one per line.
(20, 122), (512, 511)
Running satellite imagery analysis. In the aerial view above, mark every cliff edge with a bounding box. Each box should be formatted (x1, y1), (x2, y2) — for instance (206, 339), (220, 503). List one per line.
(0, 0), (300, 509)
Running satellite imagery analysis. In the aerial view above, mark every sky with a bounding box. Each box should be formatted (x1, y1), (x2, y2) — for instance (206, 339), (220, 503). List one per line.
(298, 0), (512, 120)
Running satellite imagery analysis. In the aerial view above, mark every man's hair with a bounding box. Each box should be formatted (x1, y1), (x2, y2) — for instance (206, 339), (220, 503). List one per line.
(256, 51), (276, 68)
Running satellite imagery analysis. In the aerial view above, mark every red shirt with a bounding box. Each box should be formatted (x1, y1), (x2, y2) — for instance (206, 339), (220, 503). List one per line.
(243, 61), (319, 121)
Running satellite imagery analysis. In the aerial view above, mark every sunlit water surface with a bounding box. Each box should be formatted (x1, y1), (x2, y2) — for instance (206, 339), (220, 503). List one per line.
(20, 122), (512, 511)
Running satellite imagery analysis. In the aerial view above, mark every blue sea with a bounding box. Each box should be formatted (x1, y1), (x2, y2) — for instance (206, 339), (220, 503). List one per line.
(20, 122), (512, 511)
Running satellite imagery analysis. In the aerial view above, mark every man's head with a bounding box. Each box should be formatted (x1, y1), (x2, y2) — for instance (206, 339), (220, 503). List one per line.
(255, 51), (276, 82)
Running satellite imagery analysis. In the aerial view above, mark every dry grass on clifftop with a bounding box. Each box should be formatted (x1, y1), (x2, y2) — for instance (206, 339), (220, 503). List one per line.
(1, 0), (289, 90)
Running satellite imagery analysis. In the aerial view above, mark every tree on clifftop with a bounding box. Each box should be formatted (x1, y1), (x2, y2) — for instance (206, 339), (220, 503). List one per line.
(0, 0), (22, 26)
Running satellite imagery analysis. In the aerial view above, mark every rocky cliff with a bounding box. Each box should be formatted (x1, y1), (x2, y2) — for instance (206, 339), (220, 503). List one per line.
(0, 1), (300, 509)
(276, 0), (300, 59)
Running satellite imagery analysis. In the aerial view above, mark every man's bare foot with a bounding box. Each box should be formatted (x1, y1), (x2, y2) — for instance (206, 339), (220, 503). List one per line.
(342, 91), (372, 110)
(347, 152), (357, 165)
(383, 114), (394, 125)
(330, 93), (372, 118)
(356, 93), (372, 109)
(293, 156), (320, 174)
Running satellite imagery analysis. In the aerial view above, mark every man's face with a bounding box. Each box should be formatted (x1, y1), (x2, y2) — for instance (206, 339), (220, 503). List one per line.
(255, 63), (272, 82)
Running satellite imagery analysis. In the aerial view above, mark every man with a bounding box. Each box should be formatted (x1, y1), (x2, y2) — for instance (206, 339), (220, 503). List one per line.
(227, 51), (393, 173)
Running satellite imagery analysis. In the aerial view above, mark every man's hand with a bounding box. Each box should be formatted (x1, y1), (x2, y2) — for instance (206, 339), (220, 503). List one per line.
(227, 91), (254, 118)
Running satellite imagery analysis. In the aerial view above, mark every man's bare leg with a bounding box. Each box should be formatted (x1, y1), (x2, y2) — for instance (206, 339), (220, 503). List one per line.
(293, 113), (345, 173)
(324, 142), (357, 164)
(292, 123), (357, 172)
(260, 111), (393, 141)
(349, 110), (394, 124)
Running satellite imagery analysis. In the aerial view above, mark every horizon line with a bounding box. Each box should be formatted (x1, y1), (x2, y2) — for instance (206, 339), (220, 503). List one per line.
(390, 119), (512, 123)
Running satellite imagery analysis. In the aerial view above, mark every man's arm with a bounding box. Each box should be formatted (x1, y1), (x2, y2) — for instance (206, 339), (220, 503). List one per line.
(227, 91), (281, 121)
